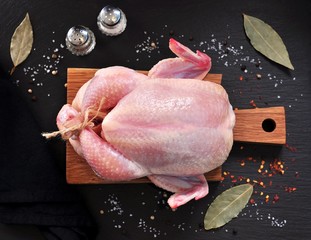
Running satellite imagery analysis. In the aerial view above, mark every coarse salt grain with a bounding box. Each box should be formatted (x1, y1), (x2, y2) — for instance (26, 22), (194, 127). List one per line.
(104, 194), (124, 216)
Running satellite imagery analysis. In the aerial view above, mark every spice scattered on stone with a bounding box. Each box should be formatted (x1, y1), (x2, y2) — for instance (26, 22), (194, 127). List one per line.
(249, 99), (257, 107)
(273, 194), (280, 203)
(240, 64), (246, 71)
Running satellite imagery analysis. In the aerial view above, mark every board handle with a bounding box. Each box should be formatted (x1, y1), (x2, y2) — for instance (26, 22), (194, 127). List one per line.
(233, 106), (286, 145)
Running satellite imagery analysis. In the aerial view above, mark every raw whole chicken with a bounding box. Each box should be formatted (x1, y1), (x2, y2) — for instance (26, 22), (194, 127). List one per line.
(56, 39), (235, 209)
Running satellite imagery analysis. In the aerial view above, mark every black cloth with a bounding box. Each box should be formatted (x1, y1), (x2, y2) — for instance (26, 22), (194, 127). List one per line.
(0, 73), (95, 239)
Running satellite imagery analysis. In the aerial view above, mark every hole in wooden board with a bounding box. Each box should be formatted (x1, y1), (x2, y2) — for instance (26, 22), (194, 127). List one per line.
(262, 118), (276, 132)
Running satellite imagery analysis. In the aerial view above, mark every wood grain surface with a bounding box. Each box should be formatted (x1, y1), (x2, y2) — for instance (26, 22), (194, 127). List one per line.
(233, 107), (286, 144)
(66, 68), (286, 184)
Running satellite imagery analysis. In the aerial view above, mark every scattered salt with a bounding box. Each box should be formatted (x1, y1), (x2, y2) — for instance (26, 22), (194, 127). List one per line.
(104, 194), (124, 215)
(137, 218), (162, 238)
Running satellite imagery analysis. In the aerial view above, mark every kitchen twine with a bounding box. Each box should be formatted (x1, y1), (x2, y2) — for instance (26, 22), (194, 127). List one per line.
(42, 98), (106, 140)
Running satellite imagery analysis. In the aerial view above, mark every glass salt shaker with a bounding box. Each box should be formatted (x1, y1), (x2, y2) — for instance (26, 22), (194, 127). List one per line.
(65, 25), (96, 56)
(97, 5), (127, 36)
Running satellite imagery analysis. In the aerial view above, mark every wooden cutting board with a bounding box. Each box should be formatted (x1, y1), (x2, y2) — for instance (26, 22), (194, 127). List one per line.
(66, 68), (286, 184)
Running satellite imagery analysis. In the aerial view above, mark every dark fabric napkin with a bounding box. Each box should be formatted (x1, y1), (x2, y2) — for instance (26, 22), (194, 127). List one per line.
(0, 74), (95, 239)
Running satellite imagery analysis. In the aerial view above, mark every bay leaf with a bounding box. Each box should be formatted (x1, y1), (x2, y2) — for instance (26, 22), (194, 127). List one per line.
(10, 13), (33, 69)
(204, 184), (253, 231)
(243, 13), (294, 70)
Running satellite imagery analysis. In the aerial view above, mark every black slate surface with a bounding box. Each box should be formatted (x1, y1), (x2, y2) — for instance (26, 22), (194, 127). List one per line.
(1, 0), (311, 239)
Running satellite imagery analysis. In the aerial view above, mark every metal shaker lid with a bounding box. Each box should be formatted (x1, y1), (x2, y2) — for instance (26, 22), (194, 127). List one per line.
(97, 5), (127, 36)
(65, 25), (96, 56)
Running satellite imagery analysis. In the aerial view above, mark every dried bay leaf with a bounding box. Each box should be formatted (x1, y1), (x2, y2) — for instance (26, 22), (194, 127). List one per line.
(243, 14), (294, 70)
(204, 184), (253, 231)
(10, 13), (33, 74)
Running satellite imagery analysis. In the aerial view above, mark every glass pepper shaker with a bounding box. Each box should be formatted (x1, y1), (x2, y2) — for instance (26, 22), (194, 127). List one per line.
(65, 25), (96, 56)
(97, 5), (127, 36)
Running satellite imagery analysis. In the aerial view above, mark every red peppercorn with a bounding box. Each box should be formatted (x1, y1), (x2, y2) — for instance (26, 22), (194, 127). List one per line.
(273, 194), (280, 203)
(249, 100), (257, 107)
